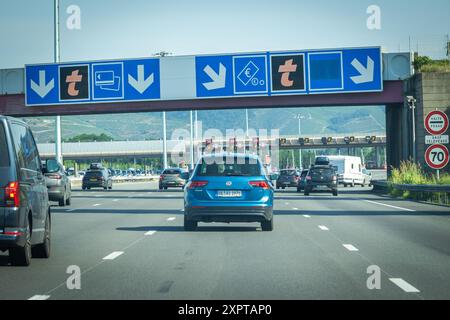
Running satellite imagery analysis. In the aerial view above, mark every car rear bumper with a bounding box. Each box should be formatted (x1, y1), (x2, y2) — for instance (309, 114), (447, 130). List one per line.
(185, 206), (273, 222)
(161, 181), (185, 187)
(306, 183), (337, 190)
(0, 231), (26, 249)
(47, 186), (65, 201)
(83, 181), (107, 188)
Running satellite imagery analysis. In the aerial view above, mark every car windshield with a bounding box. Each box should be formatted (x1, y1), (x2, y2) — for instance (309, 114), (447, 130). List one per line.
(196, 157), (262, 176)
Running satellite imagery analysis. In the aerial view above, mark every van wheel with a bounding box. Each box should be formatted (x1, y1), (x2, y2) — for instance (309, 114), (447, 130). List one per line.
(351, 180), (355, 187)
(304, 191), (310, 196)
(297, 187), (301, 193)
(32, 211), (51, 259)
(261, 219), (273, 231)
(333, 190), (338, 197)
(10, 221), (32, 266)
(184, 216), (197, 231)
(65, 195), (71, 206)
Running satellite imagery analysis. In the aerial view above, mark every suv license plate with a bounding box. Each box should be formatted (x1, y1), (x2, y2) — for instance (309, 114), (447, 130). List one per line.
(217, 190), (242, 198)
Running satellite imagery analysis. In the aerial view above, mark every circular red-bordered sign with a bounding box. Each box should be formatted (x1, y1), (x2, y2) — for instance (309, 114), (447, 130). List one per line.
(424, 111), (449, 135)
(425, 144), (449, 170)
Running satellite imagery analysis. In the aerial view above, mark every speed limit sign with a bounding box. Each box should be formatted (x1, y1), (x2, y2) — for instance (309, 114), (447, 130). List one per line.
(425, 144), (449, 169)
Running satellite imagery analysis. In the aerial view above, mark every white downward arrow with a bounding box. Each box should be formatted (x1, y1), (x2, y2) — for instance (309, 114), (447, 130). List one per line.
(30, 70), (54, 98)
(350, 57), (375, 84)
(128, 65), (154, 94)
(203, 63), (226, 90)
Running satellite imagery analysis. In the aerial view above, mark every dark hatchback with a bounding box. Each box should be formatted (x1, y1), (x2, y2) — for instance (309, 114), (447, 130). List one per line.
(82, 169), (112, 190)
(0, 116), (51, 266)
(304, 165), (338, 196)
(276, 169), (300, 189)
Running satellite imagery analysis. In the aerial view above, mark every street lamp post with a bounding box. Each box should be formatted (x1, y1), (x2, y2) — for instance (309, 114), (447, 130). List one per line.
(54, 0), (63, 165)
(295, 113), (311, 169)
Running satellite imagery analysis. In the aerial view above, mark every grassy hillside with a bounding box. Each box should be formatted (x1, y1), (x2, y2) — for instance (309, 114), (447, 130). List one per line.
(24, 105), (386, 143)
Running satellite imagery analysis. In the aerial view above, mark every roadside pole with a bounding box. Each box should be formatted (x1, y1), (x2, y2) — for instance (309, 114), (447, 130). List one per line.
(54, 0), (63, 165)
(163, 111), (168, 169)
(190, 110), (194, 170)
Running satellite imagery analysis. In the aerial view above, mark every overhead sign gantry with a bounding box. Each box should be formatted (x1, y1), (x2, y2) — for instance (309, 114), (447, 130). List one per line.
(25, 46), (382, 106)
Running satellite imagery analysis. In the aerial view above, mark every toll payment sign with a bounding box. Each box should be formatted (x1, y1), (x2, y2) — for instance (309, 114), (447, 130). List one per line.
(424, 110), (449, 135)
(425, 144), (449, 170)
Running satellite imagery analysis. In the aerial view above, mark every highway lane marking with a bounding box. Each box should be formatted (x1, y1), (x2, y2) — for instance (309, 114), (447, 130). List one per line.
(343, 244), (359, 251)
(113, 199), (119, 202)
(167, 217), (176, 221)
(66, 209), (77, 212)
(93, 203), (101, 207)
(318, 225), (329, 231)
(303, 215), (311, 218)
(103, 251), (124, 260)
(28, 295), (50, 300)
(364, 200), (415, 212)
(145, 230), (157, 236)
(293, 207), (299, 210)
(389, 278), (420, 293)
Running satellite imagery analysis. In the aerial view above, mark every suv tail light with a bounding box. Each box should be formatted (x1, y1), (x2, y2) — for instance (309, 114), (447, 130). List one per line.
(188, 181), (208, 189)
(306, 176), (312, 181)
(159, 175), (164, 181)
(5, 181), (20, 207)
(332, 176), (337, 182)
(249, 181), (270, 189)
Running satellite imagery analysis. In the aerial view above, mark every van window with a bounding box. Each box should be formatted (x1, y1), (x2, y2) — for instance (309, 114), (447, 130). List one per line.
(0, 123), (9, 167)
(10, 124), (41, 172)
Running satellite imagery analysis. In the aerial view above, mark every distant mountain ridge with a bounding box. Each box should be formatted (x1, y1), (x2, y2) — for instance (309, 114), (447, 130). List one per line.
(24, 106), (386, 143)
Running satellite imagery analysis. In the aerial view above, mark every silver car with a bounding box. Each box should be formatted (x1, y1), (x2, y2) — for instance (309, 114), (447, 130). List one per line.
(43, 159), (72, 206)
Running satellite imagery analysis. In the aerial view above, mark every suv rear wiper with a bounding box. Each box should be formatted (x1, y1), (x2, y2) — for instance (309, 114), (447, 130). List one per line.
(224, 173), (250, 176)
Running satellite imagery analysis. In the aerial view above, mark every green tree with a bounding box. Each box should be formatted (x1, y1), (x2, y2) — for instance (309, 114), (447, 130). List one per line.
(65, 133), (114, 142)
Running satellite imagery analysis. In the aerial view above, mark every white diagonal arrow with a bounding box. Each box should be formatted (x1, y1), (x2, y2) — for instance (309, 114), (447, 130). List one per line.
(30, 70), (55, 98)
(203, 63), (226, 90)
(350, 57), (375, 84)
(128, 65), (154, 94)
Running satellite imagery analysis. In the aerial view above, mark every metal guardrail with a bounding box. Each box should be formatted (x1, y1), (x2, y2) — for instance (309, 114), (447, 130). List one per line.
(371, 180), (450, 205)
(69, 175), (159, 186)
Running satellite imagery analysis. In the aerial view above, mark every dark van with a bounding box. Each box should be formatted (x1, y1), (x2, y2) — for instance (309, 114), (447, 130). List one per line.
(0, 116), (51, 266)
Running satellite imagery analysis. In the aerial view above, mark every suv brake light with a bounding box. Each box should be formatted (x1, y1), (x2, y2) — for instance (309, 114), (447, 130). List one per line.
(249, 181), (270, 189)
(188, 181), (208, 189)
(5, 181), (20, 207)
(159, 175), (164, 181)
(306, 176), (312, 181)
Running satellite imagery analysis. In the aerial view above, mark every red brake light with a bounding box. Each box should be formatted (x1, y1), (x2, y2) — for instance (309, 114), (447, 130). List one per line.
(5, 181), (20, 207)
(249, 181), (270, 189)
(159, 175), (164, 181)
(47, 174), (61, 180)
(188, 181), (208, 189)
(306, 176), (312, 181)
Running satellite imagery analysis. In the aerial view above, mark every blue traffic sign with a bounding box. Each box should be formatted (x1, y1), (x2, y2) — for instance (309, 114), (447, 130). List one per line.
(25, 58), (161, 106)
(25, 46), (383, 106)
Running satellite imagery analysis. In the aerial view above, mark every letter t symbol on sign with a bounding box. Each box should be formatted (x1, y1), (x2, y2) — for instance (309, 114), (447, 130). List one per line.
(278, 59), (297, 87)
(66, 70), (83, 96)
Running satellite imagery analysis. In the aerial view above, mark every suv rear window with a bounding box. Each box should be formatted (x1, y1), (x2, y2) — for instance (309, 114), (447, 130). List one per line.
(310, 167), (335, 176)
(196, 157), (262, 177)
(163, 169), (181, 175)
(280, 170), (296, 176)
(0, 123), (9, 167)
(85, 170), (104, 178)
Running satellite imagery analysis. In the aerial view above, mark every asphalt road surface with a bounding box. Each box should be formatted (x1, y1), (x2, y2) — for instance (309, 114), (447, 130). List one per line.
(0, 181), (449, 300)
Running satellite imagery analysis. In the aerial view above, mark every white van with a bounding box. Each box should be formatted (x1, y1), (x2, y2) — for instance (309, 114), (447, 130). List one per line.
(324, 156), (365, 187)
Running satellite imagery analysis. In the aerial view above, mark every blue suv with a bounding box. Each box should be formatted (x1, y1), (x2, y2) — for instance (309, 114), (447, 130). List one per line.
(184, 153), (277, 231)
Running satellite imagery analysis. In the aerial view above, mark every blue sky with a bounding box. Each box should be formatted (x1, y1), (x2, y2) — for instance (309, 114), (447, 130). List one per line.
(0, 0), (449, 68)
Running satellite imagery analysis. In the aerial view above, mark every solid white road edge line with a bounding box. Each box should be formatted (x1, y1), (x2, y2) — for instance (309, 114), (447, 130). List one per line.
(364, 200), (415, 212)
(145, 230), (157, 236)
(102, 251), (124, 260)
(28, 295), (50, 300)
(343, 244), (359, 251)
(389, 278), (420, 293)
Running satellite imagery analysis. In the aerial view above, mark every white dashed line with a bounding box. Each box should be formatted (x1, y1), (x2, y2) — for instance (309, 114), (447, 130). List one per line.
(364, 200), (415, 212)
(292, 207), (299, 210)
(66, 209), (76, 212)
(93, 204), (101, 207)
(389, 278), (420, 293)
(28, 295), (50, 300)
(102, 251), (124, 260)
(343, 244), (359, 251)
(167, 217), (176, 221)
(113, 199), (119, 202)
(303, 215), (311, 218)
(145, 230), (157, 236)
(318, 225), (329, 231)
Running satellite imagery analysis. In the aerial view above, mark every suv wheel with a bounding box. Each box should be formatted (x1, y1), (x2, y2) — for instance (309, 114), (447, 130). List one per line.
(261, 218), (273, 231)
(10, 220), (32, 266)
(333, 190), (338, 197)
(32, 211), (51, 259)
(59, 192), (66, 207)
(184, 215), (197, 231)
(351, 180), (355, 187)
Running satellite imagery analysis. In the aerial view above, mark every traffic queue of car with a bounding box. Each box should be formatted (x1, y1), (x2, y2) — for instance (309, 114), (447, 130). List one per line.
(0, 114), (376, 266)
